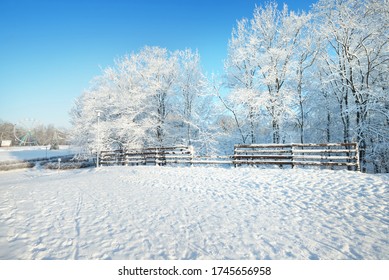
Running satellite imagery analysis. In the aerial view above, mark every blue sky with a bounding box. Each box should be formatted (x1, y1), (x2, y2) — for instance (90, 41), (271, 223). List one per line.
(0, 0), (315, 128)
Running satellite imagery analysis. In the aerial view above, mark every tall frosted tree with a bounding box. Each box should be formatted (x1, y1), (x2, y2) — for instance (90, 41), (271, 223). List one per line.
(224, 17), (259, 143)
(225, 2), (310, 144)
(133, 47), (179, 145)
(70, 46), (210, 152)
(313, 0), (389, 171)
(174, 49), (208, 146)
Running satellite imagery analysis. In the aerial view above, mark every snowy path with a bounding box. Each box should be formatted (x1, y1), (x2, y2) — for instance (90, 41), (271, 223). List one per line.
(0, 166), (388, 259)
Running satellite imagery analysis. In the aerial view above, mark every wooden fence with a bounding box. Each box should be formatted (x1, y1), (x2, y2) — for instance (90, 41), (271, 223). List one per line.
(233, 143), (360, 171)
(99, 143), (360, 171)
(99, 146), (194, 166)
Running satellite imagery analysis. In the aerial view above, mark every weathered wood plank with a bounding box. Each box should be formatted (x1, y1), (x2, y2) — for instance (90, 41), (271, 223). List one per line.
(292, 149), (357, 154)
(191, 160), (233, 164)
(292, 161), (358, 166)
(234, 149), (292, 154)
(233, 160), (293, 165)
(292, 143), (357, 147)
(235, 144), (293, 148)
(292, 155), (357, 160)
(234, 155), (293, 159)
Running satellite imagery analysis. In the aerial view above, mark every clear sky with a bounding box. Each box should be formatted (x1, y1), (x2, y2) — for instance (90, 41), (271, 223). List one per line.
(0, 0), (315, 128)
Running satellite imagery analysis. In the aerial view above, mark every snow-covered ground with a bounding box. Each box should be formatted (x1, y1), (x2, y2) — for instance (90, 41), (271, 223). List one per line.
(0, 146), (76, 162)
(0, 166), (387, 260)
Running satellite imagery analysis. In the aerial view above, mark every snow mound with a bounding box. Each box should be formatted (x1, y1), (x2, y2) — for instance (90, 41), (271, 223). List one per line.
(0, 166), (387, 260)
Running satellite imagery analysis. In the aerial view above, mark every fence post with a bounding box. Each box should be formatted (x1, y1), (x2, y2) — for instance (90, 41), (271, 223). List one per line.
(189, 145), (194, 166)
(355, 142), (360, 172)
(155, 148), (159, 166)
(291, 144), (295, 169)
(233, 145), (237, 168)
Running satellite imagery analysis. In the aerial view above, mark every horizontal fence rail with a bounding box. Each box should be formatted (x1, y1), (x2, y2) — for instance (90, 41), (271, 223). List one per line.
(99, 143), (360, 171)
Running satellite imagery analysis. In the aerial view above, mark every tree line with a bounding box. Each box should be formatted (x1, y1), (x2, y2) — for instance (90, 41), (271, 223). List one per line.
(0, 120), (68, 148)
(70, 0), (389, 173)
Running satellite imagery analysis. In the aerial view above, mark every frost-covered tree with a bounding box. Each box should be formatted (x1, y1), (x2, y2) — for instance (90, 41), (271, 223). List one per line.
(70, 46), (210, 152)
(224, 17), (259, 143)
(291, 13), (319, 144)
(132, 47), (179, 145)
(225, 2), (310, 144)
(173, 49), (208, 145)
(313, 0), (389, 172)
(71, 49), (162, 152)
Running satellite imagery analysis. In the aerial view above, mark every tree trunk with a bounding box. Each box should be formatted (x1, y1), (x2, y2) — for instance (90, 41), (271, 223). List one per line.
(249, 107), (256, 144)
(298, 90), (304, 144)
(272, 118), (280, 144)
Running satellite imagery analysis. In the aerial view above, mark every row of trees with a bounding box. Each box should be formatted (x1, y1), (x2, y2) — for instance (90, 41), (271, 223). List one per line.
(223, 0), (389, 172)
(71, 47), (216, 154)
(0, 120), (67, 148)
(70, 0), (389, 173)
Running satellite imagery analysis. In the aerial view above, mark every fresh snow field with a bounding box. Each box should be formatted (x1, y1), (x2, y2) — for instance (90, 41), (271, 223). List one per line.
(0, 146), (75, 162)
(0, 166), (387, 260)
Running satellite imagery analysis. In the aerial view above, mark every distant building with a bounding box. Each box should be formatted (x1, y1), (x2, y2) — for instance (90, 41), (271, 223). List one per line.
(1, 140), (12, 147)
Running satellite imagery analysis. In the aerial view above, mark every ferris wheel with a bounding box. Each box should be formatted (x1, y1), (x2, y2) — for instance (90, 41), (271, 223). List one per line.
(13, 118), (43, 146)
